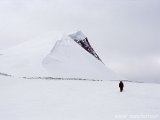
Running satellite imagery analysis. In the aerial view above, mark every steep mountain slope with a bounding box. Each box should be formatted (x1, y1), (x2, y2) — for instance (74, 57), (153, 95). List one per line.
(69, 31), (102, 62)
(43, 31), (124, 80)
(0, 31), (125, 80)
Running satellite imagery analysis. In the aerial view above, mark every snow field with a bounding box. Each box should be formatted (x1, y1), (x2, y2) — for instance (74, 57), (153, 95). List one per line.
(0, 76), (159, 120)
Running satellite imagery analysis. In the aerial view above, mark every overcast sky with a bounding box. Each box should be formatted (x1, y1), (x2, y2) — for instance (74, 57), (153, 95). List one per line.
(0, 0), (160, 83)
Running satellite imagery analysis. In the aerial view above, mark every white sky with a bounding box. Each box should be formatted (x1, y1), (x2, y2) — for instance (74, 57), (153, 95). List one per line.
(0, 0), (160, 82)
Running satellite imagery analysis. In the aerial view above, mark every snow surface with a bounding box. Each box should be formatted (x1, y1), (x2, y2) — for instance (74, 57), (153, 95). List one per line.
(0, 76), (159, 120)
(0, 31), (125, 80)
(43, 34), (124, 80)
(0, 31), (61, 77)
(69, 30), (86, 41)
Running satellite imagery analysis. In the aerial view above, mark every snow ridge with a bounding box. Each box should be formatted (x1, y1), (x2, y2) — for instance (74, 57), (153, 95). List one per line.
(69, 31), (102, 62)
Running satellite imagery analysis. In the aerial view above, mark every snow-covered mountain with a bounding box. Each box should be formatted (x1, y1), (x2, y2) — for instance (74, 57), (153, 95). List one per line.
(0, 31), (125, 81)
(0, 31), (159, 120)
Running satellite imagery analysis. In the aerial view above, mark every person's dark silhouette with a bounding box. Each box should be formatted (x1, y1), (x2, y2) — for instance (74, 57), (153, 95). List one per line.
(119, 81), (124, 92)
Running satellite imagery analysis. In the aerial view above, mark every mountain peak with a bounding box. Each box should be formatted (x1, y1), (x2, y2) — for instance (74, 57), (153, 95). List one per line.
(68, 31), (102, 62)
(69, 30), (86, 41)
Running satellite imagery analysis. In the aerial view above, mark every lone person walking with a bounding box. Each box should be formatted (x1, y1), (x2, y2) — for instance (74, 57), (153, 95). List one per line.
(119, 81), (124, 92)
